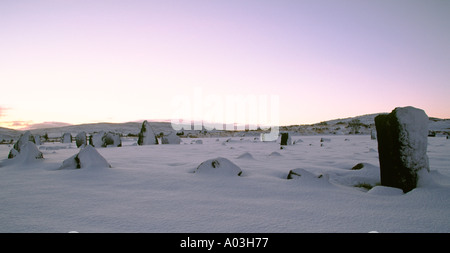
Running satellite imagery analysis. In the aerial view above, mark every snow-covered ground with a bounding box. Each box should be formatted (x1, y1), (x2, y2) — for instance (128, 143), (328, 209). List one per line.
(1, 135), (449, 233)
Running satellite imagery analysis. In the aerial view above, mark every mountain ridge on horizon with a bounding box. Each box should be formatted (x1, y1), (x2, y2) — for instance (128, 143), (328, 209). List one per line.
(1, 112), (449, 138)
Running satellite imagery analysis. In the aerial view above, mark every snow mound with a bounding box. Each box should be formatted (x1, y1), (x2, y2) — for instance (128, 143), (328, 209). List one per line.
(293, 139), (303, 144)
(367, 186), (404, 196)
(236, 152), (255, 160)
(191, 139), (203, 144)
(287, 168), (327, 180)
(269, 151), (282, 157)
(329, 163), (380, 188)
(194, 157), (242, 176)
(59, 145), (111, 170)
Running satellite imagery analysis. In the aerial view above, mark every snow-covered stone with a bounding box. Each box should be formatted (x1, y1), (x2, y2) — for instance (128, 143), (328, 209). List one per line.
(7, 141), (43, 163)
(34, 135), (42, 145)
(375, 106), (430, 192)
(194, 157), (242, 176)
(8, 131), (40, 159)
(89, 131), (121, 148)
(161, 132), (181, 144)
(287, 168), (325, 180)
(59, 145), (111, 169)
(137, 120), (158, 145)
(62, 132), (72, 143)
(11, 131), (35, 153)
(75, 132), (87, 148)
(103, 132), (122, 147)
(89, 131), (105, 147)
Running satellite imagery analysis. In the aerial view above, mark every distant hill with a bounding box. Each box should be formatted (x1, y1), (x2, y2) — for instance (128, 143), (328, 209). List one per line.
(1, 113), (449, 142)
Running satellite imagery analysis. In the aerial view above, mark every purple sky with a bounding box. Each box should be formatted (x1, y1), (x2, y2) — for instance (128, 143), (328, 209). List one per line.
(1, 0), (449, 129)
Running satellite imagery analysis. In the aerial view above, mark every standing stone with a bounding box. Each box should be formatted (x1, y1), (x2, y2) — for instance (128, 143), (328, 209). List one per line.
(88, 131), (121, 148)
(375, 106), (430, 193)
(62, 132), (72, 143)
(370, 129), (377, 140)
(161, 132), (181, 144)
(75, 131), (87, 148)
(280, 132), (292, 145)
(137, 120), (158, 145)
(89, 131), (105, 147)
(34, 135), (42, 145)
(103, 132), (122, 147)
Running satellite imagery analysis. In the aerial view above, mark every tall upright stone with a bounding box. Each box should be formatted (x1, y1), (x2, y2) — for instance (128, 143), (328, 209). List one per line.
(137, 120), (158, 145)
(280, 132), (292, 145)
(374, 106), (430, 193)
(62, 132), (72, 143)
(75, 131), (87, 148)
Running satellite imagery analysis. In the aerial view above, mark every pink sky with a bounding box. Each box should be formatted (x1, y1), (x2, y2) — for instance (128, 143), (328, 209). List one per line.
(1, 0), (449, 130)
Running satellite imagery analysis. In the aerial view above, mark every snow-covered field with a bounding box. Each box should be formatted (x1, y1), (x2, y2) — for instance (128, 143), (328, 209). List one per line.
(1, 135), (449, 233)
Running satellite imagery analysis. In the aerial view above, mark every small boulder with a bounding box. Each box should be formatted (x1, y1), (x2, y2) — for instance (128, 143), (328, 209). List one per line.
(194, 157), (242, 176)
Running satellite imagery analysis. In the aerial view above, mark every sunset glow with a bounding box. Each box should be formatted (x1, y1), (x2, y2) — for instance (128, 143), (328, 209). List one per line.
(1, 0), (449, 130)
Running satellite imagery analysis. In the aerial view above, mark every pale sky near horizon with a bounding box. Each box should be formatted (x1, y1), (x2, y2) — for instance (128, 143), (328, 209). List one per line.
(1, 0), (449, 130)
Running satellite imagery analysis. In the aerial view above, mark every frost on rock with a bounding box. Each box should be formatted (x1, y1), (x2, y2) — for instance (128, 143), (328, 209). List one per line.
(59, 145), (111, 169)
(161, 132), (181, 144)
(194, 157), (242, 176)
(137, 120), (158, 145)
(375, 106), (430, 193)
(75, 132), (87, 148)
